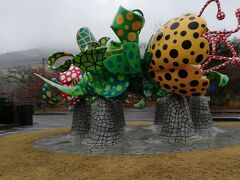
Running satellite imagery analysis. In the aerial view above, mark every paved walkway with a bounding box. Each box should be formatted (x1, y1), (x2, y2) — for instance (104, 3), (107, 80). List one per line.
(1, 106), (240, 137)
(32, 126), (240, 155)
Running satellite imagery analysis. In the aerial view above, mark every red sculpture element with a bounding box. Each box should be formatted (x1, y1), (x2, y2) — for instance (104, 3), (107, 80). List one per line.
(198, 0), (240, 74)
(198, 0), (225, 20)
(58, 65), (82, 108)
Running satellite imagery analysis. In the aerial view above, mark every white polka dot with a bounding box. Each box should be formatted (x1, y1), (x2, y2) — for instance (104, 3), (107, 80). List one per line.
(71, 73), (77, 78)
(60, 75), (65, 80)
(67, 77), (71, 81)
(66, 71), (71, 76)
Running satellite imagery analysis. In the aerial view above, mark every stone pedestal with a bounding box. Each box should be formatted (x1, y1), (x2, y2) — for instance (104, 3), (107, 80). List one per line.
(71, 100), (91, 137)
(112, 100), (126, 130)
(154, 97), (168, 125)
(83, 98), (121, 145)
(189, 96), (214, 131)
(155, 95), (195, 142)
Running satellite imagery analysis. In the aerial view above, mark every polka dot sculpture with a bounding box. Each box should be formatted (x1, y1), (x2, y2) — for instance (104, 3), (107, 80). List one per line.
(148, 13), (210, 96)
(111, 6), (145, 43)
(41, 65), (82, 108)
(148, 0), (239, 96)
(35, 8), (143, 100)
(36, 2), (239, 102)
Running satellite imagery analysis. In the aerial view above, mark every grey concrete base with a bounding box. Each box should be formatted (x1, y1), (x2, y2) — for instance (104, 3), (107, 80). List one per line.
(112, 100), (126, 130)
(32, 125), (240, 155)
(154, 95), (195, 142)
(189, 96), (214, 132)
(83, 98), (122, 146)
(71, 100), (90, 137)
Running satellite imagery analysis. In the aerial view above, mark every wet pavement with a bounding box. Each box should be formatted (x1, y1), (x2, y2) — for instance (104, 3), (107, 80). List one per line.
(32, 126), (240, 155)
(1, 106), (240, 155)
(0, 106), (240, 137)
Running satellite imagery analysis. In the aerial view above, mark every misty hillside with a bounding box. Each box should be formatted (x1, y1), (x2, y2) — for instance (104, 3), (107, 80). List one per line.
(0, 48), (79, 69)
(0, 49), (52, 69)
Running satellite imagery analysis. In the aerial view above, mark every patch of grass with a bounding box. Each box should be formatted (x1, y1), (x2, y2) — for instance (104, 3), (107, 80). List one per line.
(0, 123), (240, 179)
(216, 121), (240, 127)
(127, 121), (153, 126)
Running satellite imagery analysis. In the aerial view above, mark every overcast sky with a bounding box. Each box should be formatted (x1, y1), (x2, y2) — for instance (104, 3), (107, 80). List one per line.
(0, 0), (240, 54)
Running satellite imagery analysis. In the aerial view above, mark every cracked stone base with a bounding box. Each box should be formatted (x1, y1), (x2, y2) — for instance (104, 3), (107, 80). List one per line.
(189, 96), (214, 131)
(32, 125), (240, 155)
(112, 100), (126, 130)
(155, 95), (195, 142)
(71, 100), (91, 138)
(83, 98), (122, 146)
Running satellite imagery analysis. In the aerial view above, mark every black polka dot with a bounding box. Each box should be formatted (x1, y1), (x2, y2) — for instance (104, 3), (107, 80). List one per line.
(174, 31), (178, 35)
(193, 32), (199, 39)
(163, 58), (169, 63)
(157, 82), (160, 85)
(163, 44), (168, 50)
(189, 17), (195, 20)
(200, 42), (205, 49)
(151, 60), (155, 65)
(182, 58), (189, 64)
(201, 24), (206, 28)
(173, 62), (179, 67)
(158, 76), (162, 81)
(173, 40), (177, 44)
(190, 80), (199, 87)
(150, 71), (155, 78)
(159, 65), (164, 70)
(180, 18), (184, 21)
(180, 31), (187, 36)
(185, 13), (191, 16)
(206, 50), (209, 54)
(152, 44), (155, 50)
(155, 50), (161, 58)
(175, 78), (179, 82)
(202, 82), (208, 86)
(164, 73), (172, 80)
(195, 71), (199, 75)
(180, 83), (186, 87)
(201, 88), (206, 91)
(179, 90), (187, 94)
(163, 84), (171, 89)
(170, 49), (178, 58)
(191, 51), (195, 55)
(165, 35), (170, 40)
(170, 22), (180, 30)
(190, 88), (196, 92)
(170, 68), (175, 73)
(188, 21), (199, 30)
(172, 86), (178, 90)
(182, 40), (192, 50)
(192, 93), (201, 96)
(196, 54), (203, 63)
(178, 69), (188, 78)
(156, 33), (163, 41)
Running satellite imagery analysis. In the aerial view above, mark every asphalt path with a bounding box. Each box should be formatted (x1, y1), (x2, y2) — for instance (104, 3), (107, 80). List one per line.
(0, 106), (240, 137)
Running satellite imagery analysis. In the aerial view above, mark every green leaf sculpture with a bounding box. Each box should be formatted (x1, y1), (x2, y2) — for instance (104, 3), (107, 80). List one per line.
(206, 71), (229, 87)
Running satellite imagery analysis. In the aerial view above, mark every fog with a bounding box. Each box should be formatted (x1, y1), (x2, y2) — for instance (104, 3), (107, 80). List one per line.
(0, 0), (240, 54)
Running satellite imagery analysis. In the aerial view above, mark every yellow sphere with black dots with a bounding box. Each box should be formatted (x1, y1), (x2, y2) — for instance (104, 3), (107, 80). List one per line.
(148, 13), (210, 96)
